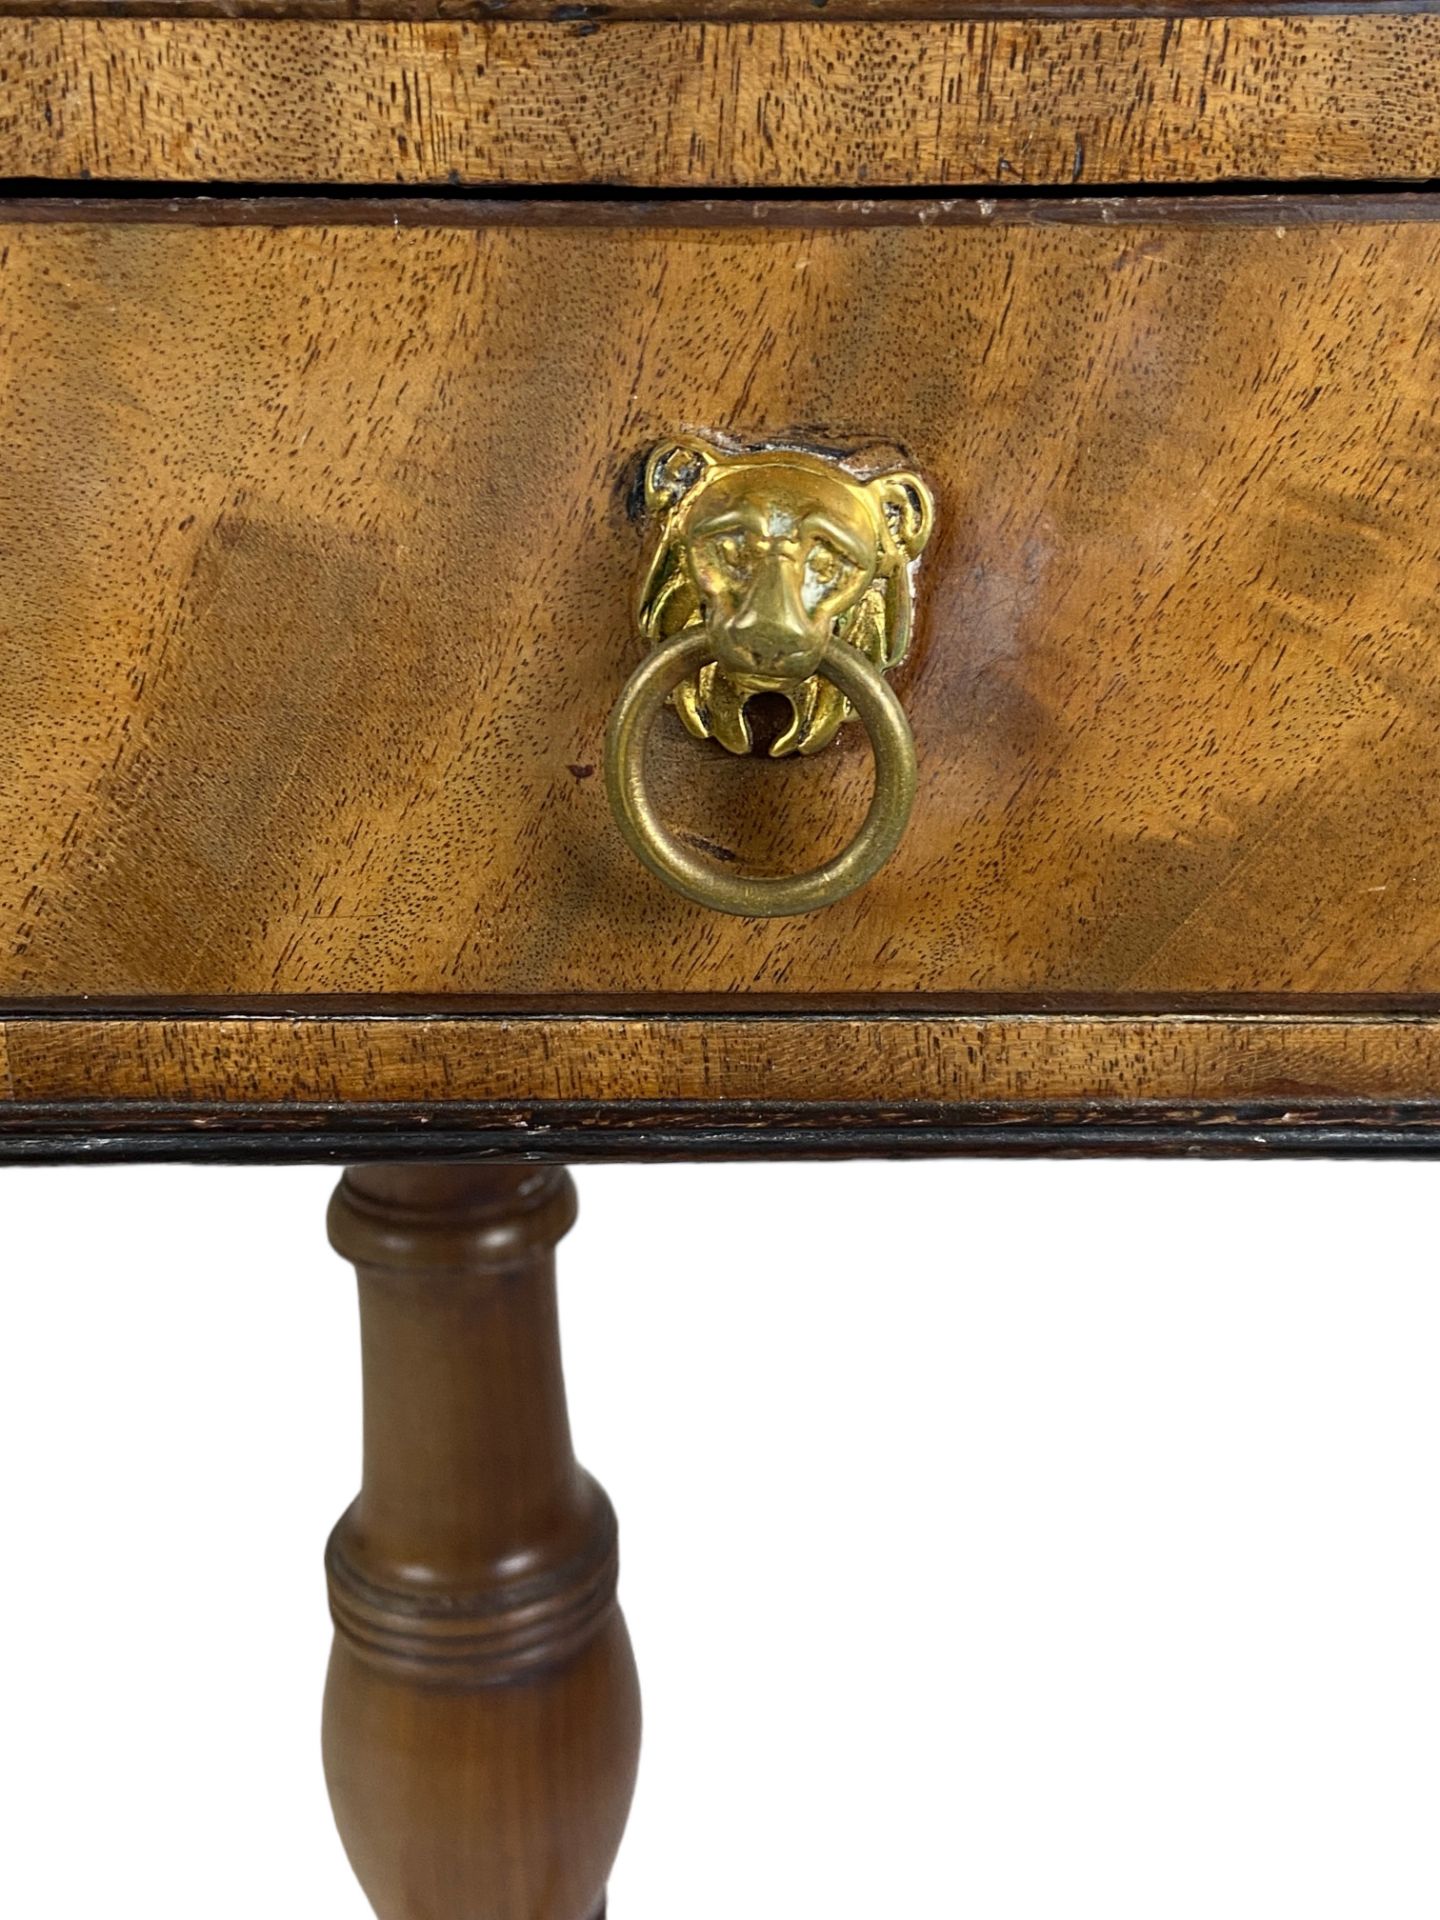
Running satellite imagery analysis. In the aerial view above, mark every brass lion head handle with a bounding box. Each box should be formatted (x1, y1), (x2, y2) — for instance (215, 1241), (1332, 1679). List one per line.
(605, 436), (935, 917)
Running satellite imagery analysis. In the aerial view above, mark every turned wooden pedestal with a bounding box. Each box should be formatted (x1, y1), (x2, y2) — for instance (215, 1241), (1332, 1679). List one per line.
(323, 1165), (641, 1920)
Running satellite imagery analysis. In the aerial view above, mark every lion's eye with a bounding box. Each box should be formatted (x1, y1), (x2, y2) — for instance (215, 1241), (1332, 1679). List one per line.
(805, 543), (852, 604)
(708, 534), (750, 577)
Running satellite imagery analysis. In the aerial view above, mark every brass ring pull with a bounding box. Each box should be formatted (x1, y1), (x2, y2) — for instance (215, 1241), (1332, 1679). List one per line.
(605, 435), (935, 918)
(604, 626), (916, 918)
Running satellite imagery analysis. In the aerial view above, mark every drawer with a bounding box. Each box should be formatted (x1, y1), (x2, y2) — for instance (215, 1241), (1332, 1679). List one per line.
(3, 194), (1440, 1008)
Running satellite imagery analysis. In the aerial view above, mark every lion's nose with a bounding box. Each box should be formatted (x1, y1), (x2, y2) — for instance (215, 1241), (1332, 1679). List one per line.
(729, 616), (793, 658)
(733, 568), (807, 643)
(733, 596), (790, 640)
(714, 562), (825, 687)
(720, 637), (821, 690)
(728, 618), (801, 669)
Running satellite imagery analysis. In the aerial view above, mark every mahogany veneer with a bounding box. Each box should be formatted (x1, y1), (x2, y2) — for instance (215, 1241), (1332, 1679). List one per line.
(4, 16), (1440, 187)
(4, 0), (1439, 1913)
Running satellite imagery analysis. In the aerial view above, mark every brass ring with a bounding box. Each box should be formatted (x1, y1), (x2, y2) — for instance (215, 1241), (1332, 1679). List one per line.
(604, 629), (917, 917)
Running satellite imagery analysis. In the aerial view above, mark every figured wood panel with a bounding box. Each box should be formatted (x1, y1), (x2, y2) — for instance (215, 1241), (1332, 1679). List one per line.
(4, 16), (1440, 186)
(4, 200), (1440, 1001)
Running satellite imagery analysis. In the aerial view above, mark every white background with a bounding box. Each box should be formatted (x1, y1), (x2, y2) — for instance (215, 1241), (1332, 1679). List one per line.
(3, 1159), (1437, 1917)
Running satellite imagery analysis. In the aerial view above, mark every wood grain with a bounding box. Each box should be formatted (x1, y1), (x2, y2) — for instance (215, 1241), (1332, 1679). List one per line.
(8, 1013), (1440, 1106)
(5, 202), (1440, 1001)
(4, 16), (1440, 186)
(0, 0), (1420, 18)
(324, 1163), (639, 1920)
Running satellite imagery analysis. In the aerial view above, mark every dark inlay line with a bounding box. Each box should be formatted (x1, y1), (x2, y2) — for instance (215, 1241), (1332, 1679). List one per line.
(7, 994), (1440, 1021)
(4, 1101), (1440, 1163)
(5, 183), (1440, 224)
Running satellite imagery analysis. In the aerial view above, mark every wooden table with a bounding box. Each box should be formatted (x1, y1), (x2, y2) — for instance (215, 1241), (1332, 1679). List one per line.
(4, 4), (1440, 1912)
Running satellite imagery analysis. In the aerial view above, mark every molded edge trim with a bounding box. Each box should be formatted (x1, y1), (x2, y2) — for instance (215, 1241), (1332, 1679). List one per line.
(3, 1103), (1440, 1159)
(5, 1004), (1440, 1156)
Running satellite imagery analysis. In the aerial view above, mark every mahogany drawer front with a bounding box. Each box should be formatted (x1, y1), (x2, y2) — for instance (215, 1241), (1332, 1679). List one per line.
(4, 197), (1439, 1007)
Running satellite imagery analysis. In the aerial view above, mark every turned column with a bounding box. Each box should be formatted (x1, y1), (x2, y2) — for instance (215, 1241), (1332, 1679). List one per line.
(323, 1164), (641, 1920)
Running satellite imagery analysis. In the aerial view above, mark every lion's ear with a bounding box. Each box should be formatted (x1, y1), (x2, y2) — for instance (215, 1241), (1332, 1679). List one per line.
(644, 437), (718, 517)
(869, 470), (935, 561)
